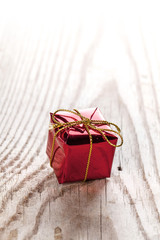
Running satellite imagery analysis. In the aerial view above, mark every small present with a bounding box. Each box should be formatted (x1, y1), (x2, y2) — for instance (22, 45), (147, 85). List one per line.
(46, 108), (123, 184)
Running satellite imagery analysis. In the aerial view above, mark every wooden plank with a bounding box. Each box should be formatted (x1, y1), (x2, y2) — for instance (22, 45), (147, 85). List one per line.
(0, 1), (160, 239)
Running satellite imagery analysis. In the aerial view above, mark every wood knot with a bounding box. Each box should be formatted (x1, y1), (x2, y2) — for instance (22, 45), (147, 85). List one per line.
(54, 227), (62, 240)
(55, 227), (62, 234)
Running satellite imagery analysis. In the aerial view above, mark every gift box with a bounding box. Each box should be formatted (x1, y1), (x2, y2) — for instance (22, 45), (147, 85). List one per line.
(46, 108), (122, 184)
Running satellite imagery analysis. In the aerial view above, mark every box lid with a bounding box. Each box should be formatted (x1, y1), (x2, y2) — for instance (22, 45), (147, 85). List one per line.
(50, 108), (118, 145)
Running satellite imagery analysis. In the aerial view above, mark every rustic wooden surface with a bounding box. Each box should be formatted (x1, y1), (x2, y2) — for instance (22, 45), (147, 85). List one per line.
(0, 1), (160, 239)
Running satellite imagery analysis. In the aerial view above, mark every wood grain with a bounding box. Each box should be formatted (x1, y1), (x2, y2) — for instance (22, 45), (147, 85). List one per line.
(0, 1), (160, 239)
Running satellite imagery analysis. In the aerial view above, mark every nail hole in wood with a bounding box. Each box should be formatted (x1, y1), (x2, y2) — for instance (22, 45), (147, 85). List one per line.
(118, 166), (122, 171)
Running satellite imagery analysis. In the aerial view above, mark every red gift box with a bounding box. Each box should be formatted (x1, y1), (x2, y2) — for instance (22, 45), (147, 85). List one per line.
(46, 108), (121, 184)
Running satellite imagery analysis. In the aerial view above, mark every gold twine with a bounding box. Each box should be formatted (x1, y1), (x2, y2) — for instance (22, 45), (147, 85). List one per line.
(49, 109), (123, 182)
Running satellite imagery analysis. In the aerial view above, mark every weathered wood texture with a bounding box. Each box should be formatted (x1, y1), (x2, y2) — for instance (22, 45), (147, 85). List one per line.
(0, 1), (160, 239)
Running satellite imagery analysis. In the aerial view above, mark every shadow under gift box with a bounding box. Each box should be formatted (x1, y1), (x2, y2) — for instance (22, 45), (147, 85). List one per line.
(46, 108), (118, 184)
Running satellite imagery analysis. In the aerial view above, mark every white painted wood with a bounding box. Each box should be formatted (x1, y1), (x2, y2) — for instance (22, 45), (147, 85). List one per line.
(0, 1), (160, 239)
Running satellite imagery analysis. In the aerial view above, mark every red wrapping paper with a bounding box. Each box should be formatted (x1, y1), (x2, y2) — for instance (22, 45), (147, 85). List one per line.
(46, 108), (118, 183)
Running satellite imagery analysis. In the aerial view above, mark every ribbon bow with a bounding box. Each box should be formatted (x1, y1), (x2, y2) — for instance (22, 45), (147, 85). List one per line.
(49, 109), (123, 181)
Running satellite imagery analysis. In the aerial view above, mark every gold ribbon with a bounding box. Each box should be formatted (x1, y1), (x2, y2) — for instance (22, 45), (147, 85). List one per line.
(49, 109), (123, 182)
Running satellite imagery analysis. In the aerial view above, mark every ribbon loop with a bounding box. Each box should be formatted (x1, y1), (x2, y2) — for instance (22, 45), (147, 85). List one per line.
(49, 109), (123, 181)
